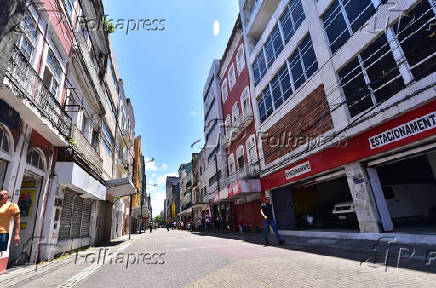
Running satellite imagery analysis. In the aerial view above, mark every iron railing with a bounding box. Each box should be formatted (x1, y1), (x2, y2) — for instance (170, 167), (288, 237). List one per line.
(6, 46), (72, 137)
(71, 124), (102, 174)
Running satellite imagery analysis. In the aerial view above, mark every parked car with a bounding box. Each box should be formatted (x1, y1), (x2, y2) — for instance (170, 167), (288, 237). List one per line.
(331, 201), (358, 227)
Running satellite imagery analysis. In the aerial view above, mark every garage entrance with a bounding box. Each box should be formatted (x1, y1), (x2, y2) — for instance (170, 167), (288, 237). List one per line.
(272, 175), (359, 231)
(375, 151), (436, 233)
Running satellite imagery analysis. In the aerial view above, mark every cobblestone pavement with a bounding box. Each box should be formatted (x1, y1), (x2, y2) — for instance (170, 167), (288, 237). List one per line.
(1, 230), (435, 288)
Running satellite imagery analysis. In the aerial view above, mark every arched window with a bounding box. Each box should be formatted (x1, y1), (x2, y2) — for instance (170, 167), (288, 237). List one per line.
(26, 149), (45, 171)
(240, 86), (251, 116)
(228, 154), (235, 175)
(232, 102), (239, 123)
(225, 114), (231, 135)
(246, 134), (258, 167)
(236, 145), (245, 171)
(0, 127), (10, 153)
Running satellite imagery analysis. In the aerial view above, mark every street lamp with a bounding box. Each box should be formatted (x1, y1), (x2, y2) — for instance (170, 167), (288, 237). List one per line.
(139, 158), (156, 234)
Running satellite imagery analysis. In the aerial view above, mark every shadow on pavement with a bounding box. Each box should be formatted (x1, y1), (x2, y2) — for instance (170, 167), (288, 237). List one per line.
(189, 230), (436, 274)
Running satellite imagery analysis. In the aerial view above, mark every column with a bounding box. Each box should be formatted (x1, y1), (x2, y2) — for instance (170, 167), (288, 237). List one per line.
(345, 162), (381, 233)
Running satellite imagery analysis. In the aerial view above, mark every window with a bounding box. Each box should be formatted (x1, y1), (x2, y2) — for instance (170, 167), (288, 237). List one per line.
(246, 135), (257, 167)
(240, 87), (251, 116)
(26, 149), (45, 170)
(392, 0), (436, 81)
(232, 102), (239, 123)
(338, 33), (405, 117)
(236, 44), (245, 74)
(205, 120), (217, 143)
(0, 127), (10, 153)
(101, 123), (113, 155)
(253, 50), (267, 86)
(23, 12), (37, 43)
(107, 58), (119, 92)
(105, 89), (115, 114)
(43, 50), (62, 99)
(20, 13), (37, 61)
(264, 25), (284, 68)
(225, 114), (231, 135)
(208, 145), (219, 164)
(288, 36), (318, 90)
(221, 79), (228, 102)
(280, 0), (305, 44)
(323, 0), (376, 54)
(65, 0), (75, 21)
(228, 64), (236, 90)
(228, 154), (235, 174)
(257, 35), (318, 123)
(236, 145), (245, 170)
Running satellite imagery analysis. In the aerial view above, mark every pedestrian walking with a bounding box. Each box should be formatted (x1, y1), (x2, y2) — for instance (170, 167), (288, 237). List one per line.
(260, 197), (285, 246)
(205, 215), (211, 232)
(166, 222), (170, 231)
(0, 191), (20, 257)
(197, 217), (203, 232)
(149, 221), (153, 233)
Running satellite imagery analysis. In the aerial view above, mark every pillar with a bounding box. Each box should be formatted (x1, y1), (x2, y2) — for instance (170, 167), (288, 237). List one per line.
(345, 162), (381, 233)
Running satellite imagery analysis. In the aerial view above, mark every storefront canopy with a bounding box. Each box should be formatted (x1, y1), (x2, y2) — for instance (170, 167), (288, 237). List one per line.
(106, 177), (137, 197)
(177, 208), (192, 217)
(215, 179), (261, 203)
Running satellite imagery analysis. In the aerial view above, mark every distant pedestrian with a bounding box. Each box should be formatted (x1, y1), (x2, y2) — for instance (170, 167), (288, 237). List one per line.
(149, 222), (153, 233)
(197, 217), (203, 232)
(261, 197), (284, 246)
(166, 222), (170, 231)
(205, 215), (211, 232)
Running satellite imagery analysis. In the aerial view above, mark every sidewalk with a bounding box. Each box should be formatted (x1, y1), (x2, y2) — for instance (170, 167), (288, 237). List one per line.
(192, 230), (436, 274)
(0, 233), (144, 288)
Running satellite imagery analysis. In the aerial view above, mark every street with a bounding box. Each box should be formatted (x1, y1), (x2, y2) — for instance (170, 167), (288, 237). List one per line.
(1, 229), (435, 288)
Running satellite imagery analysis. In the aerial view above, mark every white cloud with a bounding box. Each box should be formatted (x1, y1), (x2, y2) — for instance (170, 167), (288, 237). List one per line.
(213, 20), (220, 37)
(189, 110), (198, 117)
(161, 163), (168, 170)
(144, 157), (158, 171)
(151, 173), (156, 178)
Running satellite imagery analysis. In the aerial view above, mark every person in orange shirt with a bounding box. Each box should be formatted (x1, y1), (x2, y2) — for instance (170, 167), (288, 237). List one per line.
(0, 190), (20, 257)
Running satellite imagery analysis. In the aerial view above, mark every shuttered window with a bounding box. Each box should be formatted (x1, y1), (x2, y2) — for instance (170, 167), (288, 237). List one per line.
(58, 190), (93, 240)
(80, 199), (92, 237)
(58, 190), (73, 240)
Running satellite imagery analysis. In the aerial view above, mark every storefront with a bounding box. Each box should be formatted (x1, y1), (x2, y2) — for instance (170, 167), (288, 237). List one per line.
(215, 179), (262, 232)
(262, 99), (436, 234)
(53, 161), (106, 254)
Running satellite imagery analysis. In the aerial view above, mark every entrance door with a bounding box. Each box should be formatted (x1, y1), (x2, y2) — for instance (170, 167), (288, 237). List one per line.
(15, 174), (42, 263)
(271, 186), (297, 230)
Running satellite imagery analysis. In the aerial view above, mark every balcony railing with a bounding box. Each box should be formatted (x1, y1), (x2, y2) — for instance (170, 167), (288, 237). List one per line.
(71, 124), (102, 174)
(6, 46), (72, 137)
(239, 108), (254, 130)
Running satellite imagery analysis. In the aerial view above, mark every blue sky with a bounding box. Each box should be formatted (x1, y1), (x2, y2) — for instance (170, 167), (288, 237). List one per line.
(102, 0), (239, 216)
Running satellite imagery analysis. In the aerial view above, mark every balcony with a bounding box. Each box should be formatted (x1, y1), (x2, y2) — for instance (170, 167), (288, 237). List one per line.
(242, 0), (280, 39)
(1, 46), (72, 146)
(70, 124), (102, 174)
(239, 108), (254, 130)
(222, 133), (231, 148)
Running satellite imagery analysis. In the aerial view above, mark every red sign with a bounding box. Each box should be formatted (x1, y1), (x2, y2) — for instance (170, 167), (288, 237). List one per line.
(261, 99), (436, 191)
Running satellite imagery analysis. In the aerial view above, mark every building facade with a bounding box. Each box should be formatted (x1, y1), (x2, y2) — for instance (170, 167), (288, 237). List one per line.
(238, 0), (436, 234)
(0, 0), (138, 271)
(216, 16), (263, 232)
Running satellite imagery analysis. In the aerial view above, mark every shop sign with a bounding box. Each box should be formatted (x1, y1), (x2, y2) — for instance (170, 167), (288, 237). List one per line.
(285, 161), (311, 180)
(369, 111), (436, 149)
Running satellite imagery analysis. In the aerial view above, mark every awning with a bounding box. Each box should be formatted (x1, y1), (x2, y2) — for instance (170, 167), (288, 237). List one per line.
(177, 208), (192, 217)
(106, 178), (137, 197)
(215, 178), (261, 203)
(55, 162), (106, 200)
(191, 203), (208, 210)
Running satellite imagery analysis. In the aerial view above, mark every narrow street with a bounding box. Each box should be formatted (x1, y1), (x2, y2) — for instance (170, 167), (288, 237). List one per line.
(1, 230), (435, 288)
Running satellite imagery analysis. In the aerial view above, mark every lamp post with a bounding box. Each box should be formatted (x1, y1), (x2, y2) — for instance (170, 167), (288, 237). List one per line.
(139, 158), (156, 234)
